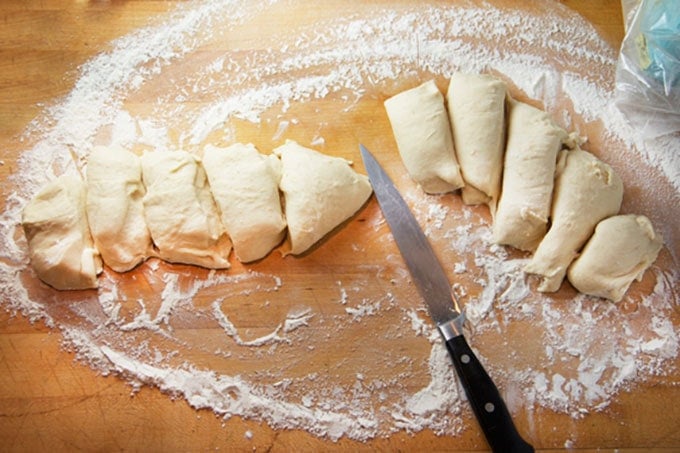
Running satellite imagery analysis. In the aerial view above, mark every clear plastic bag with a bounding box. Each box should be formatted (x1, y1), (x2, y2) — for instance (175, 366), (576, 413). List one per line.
(615, 0), (680, 138)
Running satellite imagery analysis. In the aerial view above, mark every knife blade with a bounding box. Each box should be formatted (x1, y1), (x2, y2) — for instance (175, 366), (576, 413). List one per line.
(359, 144), (534, 453)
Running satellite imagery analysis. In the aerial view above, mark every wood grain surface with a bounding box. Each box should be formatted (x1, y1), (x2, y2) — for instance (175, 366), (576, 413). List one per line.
(2, 1), (679, 452)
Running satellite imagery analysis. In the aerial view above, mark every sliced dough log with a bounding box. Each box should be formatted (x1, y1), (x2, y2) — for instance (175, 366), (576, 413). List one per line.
(446, 73), (507, 211)
(493, 99), (569, 251)
(568, 215), (663, 301)
(274, 140), (372, 255)
(384, 80), (464, 194)
(203, 143), (286, 263)
(141, 150), (231, 269)
(22, 175), (102, 290)
(86, 145), (153, 272)
(525, 149), (623, 292)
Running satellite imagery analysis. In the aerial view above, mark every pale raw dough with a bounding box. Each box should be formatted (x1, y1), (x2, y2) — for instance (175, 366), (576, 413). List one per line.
(86, 145), (153, 272)
(22, 175), (102, 290)
(384, 80), (465, 194)
(493, 98), (569, 251)
(524, 149), (623, 292)
(274, 140), (373, 255)
(203, 143), (286, 263)
(141, 150), (231, 268)
(446, 73), (507, 211)
(567, 214), (663, 301)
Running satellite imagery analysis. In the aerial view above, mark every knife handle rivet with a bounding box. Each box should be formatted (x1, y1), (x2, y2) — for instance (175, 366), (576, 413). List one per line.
(484, 402), (495, 413)
(461, 354), (470, 364)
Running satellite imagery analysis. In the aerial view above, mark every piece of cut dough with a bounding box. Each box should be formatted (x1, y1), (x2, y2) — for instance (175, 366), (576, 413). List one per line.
(567, 214), (663, 301)
(493, 99), (569, 251)
(446, 73), (507, 211)
(86, 145), (153, 272)
(203, 143), (286, 263)
(274, 140), (372, 255)
(141, 150), (231, 268)
(384, 80), (465, 194)
(22, 175), (102, 290)
(524, 149), (623, 292)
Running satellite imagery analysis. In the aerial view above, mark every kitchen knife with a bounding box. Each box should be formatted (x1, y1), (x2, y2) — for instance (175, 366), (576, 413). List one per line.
(359, 144), (534, 453)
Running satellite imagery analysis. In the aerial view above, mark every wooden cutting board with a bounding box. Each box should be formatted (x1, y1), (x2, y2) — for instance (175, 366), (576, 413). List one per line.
(2, 1), (679, 451)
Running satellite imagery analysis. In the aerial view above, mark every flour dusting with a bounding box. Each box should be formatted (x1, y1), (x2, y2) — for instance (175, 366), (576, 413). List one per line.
(1, 0), (678, 443)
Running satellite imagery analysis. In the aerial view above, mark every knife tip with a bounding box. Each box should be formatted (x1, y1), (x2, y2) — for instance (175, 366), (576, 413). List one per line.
(358, 143), (371, 160)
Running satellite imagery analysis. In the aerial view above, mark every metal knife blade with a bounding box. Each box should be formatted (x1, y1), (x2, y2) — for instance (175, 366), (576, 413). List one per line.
(359, 144), (462, 327)
(359, 144), (534, 453)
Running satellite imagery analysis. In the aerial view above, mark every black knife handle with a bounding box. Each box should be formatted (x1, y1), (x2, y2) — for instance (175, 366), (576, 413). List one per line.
(445, 335), (534, 453)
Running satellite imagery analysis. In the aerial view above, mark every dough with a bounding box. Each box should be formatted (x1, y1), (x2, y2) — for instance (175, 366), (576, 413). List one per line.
(493, 99), (569, 251)
(274, 140), (373, 255)
(22, 175), (102, 290)
(446, 73), (507, 211)
(567, 214), (663, 301)
(525, 149), (623, 292)
(384, 80), (465, 194)
(141, 150), (231, 268)
(203, 143), (286, 263)
(86, 145), (153, 272)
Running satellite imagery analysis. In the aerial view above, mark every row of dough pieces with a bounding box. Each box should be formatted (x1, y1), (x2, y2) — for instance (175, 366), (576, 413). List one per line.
(21, 140), (373, 290)
(385, 74), (663, 302)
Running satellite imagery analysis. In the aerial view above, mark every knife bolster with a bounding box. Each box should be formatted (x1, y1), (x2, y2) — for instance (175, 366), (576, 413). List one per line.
(438, 315), (466, 340)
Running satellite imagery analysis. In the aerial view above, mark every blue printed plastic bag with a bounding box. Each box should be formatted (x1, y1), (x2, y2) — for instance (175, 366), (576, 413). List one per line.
(616, 0), (680, 138)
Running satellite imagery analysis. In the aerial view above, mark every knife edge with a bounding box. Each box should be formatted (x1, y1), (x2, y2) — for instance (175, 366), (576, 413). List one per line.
(359, 144), (462, 327)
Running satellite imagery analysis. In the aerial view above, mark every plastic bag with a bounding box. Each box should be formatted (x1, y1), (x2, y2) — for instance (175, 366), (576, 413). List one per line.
(615, 0), (680, 138)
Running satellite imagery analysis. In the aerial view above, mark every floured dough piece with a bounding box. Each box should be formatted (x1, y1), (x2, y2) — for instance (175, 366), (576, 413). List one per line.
(446, 73), (507, 211)
(22, 175), (102, 290)
(384, 80), (464, 193)
(493, 99), (569, 251)
(525, 149), (623, 292)
(86, 145), (153, 272)
(568, 215), (663, 302)
(141, 150), (231, 268)
(203, 143), (286, 262)
(274, 140), (372, 255)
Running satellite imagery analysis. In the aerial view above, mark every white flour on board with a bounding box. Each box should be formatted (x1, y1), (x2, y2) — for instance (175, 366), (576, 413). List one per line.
(1, 0), (679, 443)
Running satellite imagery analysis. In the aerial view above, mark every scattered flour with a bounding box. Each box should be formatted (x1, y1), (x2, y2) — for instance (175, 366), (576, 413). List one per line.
(310, 135), (325, 147)
(272, 120), (290, 141)
(345, 291), (396, 321)
(1, 0), (678, 444)
(213, 300), (290, 346)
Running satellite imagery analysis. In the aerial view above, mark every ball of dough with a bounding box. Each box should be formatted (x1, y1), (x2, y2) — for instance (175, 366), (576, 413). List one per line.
(274, 140), (373, 255)
(493, 99), (569, 251)
(141, 150), (231, 269)
(525, 148), (623, 292)
(86, 145), (153, 272)
(203, 143), (286, 263)
(446, 73), (507, 211)
(567, 214), (663, 302)
(22, 175), (102, 290)
(384, 80), (465, 194)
